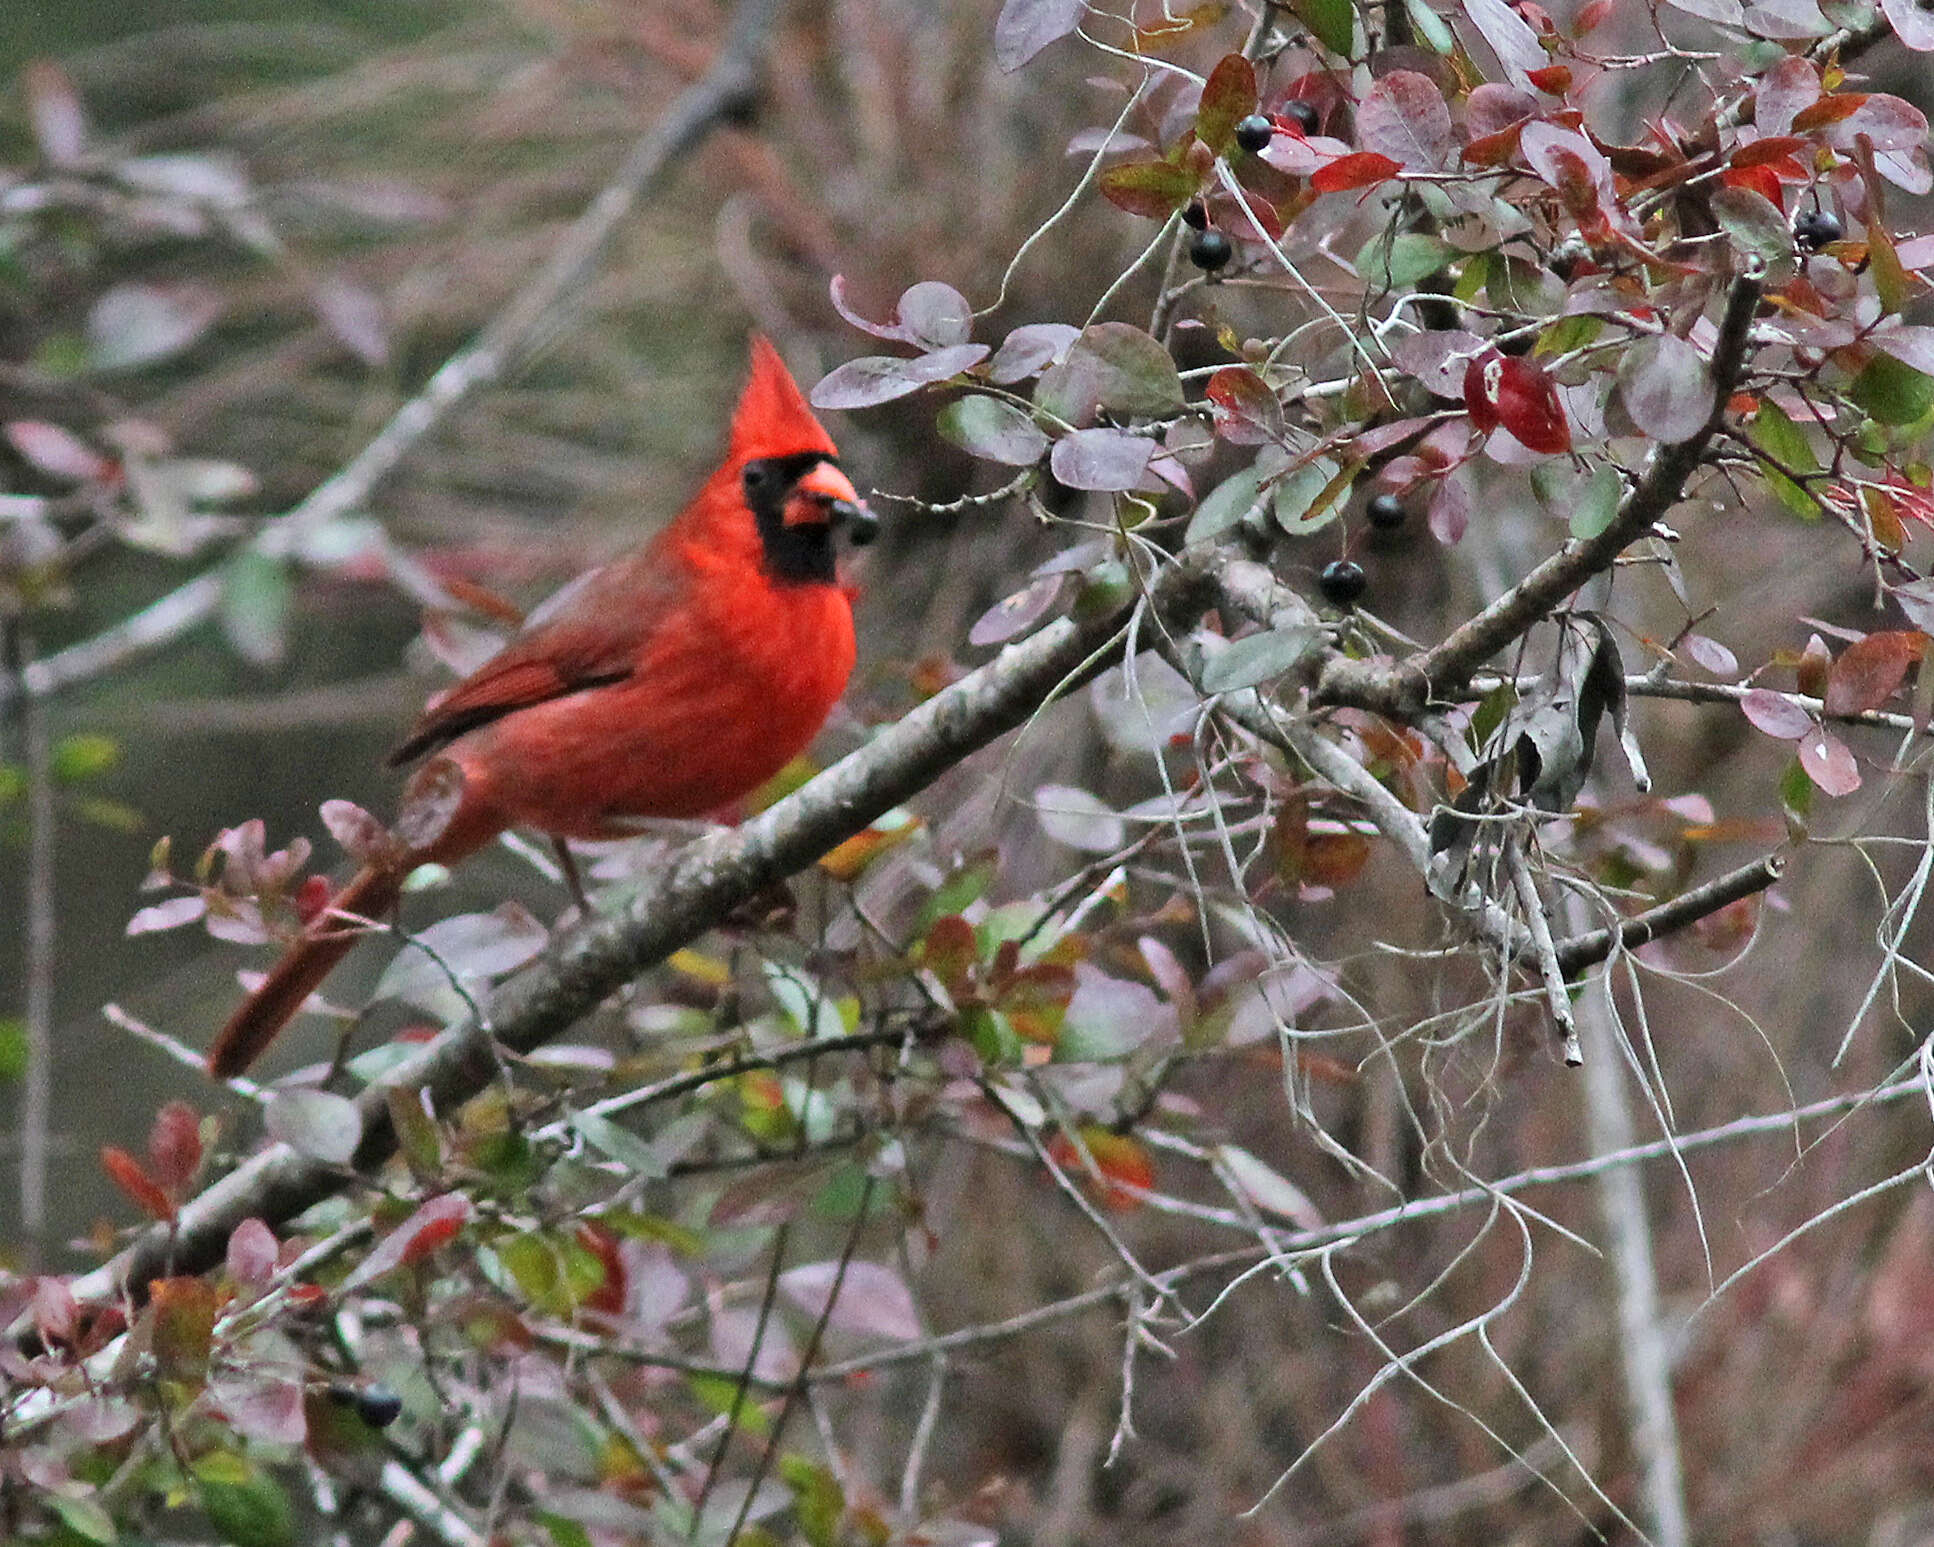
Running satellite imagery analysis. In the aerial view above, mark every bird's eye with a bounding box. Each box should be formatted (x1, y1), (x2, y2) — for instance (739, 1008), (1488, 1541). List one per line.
(743, 462), (772, 496)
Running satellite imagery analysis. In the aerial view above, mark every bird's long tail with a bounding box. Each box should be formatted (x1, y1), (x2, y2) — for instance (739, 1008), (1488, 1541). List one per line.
(207, 863), (407, 1078)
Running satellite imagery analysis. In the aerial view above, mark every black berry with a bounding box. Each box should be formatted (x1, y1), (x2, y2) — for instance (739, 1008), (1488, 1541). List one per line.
(1182, 200), (1208, 230)
(355, 1385), (403, 1428)
(1318, 559), (1367, 606)
(1366, 493), (1407, 530)
(1188, 229), (1233, 272)
(1235, 114), (1274, 153)
(1794, 209), (1841, 250)
(1282, 99), (1319, 134)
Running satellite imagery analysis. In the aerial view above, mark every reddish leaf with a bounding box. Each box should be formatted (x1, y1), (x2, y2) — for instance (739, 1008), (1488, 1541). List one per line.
(147, 1100), (202, 1190)
(226, 1219), (279, 1286)
(1050, 428), (1158, 490)
(1741, 688), (1814, 739)
(149, 1277), (217, 1380)
(1311, 151), (1401, 192)
(1732, 135), (1809, 168)
(1427, 465), (1474, 544)
(1206, 366), (1284, 444)
(1356, 71), (1454, 171)
(1799, 726), (1861, 796)
(101, 1145), (175, 1222)
(1046, 1127), (1156, 1210)
(1526, 64), (1572, 94)
(1392, 329), (1488, 397)
(1098, 159), (1201, 218)
(343, 1193), (472, 1290)
(1463, 350), (1571, 454)
(575, 1223), (628, 1316)
(33, 1277), (78, 1346)
(1791, 94), (1868, 132)
(1824, 630), (1923, 715)
(1197, 54), (1258, 157)
(1302, 830), (1372, 887)
(1466, 82), (1540, 139)
(1722, 164), (1785, 206)
(293, 874), (333, 926)
(5, 421), (114, 483)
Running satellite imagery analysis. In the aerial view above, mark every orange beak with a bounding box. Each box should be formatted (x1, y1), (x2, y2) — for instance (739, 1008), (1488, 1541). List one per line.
(783, 461), (878, 544)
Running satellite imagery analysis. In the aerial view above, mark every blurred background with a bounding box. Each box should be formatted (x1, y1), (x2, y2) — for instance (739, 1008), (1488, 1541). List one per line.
(7, 2), (1934, 1541)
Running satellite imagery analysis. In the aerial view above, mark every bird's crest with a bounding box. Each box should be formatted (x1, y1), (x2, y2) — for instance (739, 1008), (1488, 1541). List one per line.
(729, 335), (839, 465)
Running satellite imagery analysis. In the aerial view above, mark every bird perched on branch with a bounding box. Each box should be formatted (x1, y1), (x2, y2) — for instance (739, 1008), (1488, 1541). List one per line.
(206, 336), (875, 1078)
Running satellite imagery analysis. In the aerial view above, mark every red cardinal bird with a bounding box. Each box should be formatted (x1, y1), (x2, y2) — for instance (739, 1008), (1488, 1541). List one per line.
(207, 337), (874, 1078)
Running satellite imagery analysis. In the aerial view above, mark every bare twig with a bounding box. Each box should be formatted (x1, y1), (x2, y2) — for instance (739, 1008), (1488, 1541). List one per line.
(1509, 842), (1582, 1066)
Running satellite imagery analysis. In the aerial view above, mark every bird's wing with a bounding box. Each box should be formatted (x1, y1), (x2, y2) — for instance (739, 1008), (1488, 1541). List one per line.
(387, 555), (677, 767)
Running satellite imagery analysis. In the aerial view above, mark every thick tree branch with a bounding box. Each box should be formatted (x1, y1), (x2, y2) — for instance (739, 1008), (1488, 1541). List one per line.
(1317, 274), (1764, 716)
(56, 551), (1219, 1309)
(9, 0), (785, 706)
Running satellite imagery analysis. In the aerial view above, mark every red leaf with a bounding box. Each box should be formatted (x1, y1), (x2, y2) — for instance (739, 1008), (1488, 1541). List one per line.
(1356, 71), (1454, 171)
(101, 1145), (175, 1222)
(1046, 1127), (1156, 1211)
(1206, 366), (1284, 444)
(575, 1223), (628, 1316)
(1527, 64), (1572, 95)
(1792, 94), (1868, 132)
(147, 1100), (202, 1190)
(1311, 151), (1401, 192)
(1799, 726), (1862, 796)
(1722, 164), (1785, 207)
(1823, 630), (1923, 715)
(1732, 135), (1809, 168)
(1464, 350), (1571, 454)
(343, 1193), (472, 1290)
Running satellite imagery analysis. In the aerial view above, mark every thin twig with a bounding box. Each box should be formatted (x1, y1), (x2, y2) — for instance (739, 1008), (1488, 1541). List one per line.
(3, 616), (55, 1266)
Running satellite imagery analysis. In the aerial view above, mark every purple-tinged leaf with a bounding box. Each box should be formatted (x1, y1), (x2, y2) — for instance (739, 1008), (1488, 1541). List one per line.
(986, 322), (1079, 384)
(1465, 82), (1539, 139)
(778, 1261), (923, 1342)
(321, 798), (391, 862)
(1684, 634), (1740, 677)
(970, 573), (1067, 647)
(938, 394), (1049, 465)
(127, 894), (207, 935)
(312, 276), (389, 366)
(1357, 71), (1454, 171)
(87, 283), (221, 372)
(226, 1219), (279, 1286)
(1462, 0), (1545, 86)
(1391, 329), (1487, 398)
(209, 1370), (307, 1445)
(1798, 725), (1861, 795)
(811, 344), (989, 410)
(1755, 56), (1820, 136)
(1618, 333), (1715, 444)
(1741, 687), (1814, 739)
(5, 421), (113, 483)
(1666, 0), (1744, 20)
(1428, 465), (1474, 544)
(376, 902), (549, 1006)
(1893, 577), (1934, 633)
(1036, 322), (1184, 423)
(264, 1089), (363, 1166)
(994, 0), (1086, 70)
(1035, 784), (1126, 852)
(1747, 0), (1832, 39)
(1874, 326), (1934, 378)
(1050, 428), (1157, 490)
(896, 281), (974, 349)
(830, 273), (915, 343)
(23, 61), (87, 166)
(1215, 1143), (1324, 1227)
(1882, 0), (1934, 48)
(711, 1303), (800, 1381)
(1823, 93), (1930, 154)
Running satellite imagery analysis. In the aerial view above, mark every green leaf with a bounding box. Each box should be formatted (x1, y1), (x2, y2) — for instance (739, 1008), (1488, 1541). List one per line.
(1569, 464), (1622, 539)
(1779, 754), (1815, 819)
(1536, 313), (1603, 358)
(916, 851), (999, 931)
(47, 1492), (117, 1544)
(1355, 231), (1448, 292)
(1272, 458), (1345, 534)
(1200, 627), (1324, 693)
(1187, 462), (1267, 543)
(1748, 400), (1822, 519)
(495, 1229), (604, 1316)
(571, 1110), (668, 1180)
(1098, 159), (1202, 218)
(51, 733), (118, 782)
(1196, 54), (1258, 157)
(779, 1454), (846, 1547)
(201, 1473), (296, 1547)
(539, 1515), (597, 1547)
(0, 1019), (27, 1081)
(1851, 352), (1934, 427)
(1292, 0), (1357, 56)
(1405, 0), (1456, 51)
(219, 549), (291, 669)
(937, 395), (1049, 465)
(1036, 322), (1184, 423)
